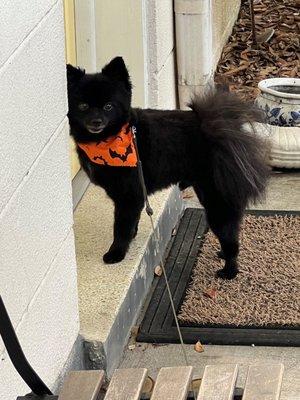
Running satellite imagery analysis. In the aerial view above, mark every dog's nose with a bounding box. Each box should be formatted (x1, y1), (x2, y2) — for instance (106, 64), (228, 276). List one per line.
(91, 118), (103, 127)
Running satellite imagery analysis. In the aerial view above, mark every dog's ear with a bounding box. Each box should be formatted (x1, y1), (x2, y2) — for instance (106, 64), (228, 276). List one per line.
(102, 57), (131, 90)
(66, 64), (85, 86)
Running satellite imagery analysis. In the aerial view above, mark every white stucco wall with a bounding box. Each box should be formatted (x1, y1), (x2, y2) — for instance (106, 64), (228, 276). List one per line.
(145, 0), (177, 109)
(93, 0), (177, 110)
(94, 0), (146, 107)
(0, 1), (79, 398)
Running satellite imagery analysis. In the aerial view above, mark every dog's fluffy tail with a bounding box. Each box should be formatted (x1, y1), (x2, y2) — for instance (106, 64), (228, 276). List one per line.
(189, 89), (270, 208)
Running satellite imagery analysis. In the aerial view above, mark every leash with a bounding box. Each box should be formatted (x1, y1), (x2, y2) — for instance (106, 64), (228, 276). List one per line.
(132, 126), (197, 398)
(0, 296), (52, 396)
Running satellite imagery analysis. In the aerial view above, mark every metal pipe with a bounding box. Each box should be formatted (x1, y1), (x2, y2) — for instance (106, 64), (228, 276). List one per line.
(174, 0), (213, 109)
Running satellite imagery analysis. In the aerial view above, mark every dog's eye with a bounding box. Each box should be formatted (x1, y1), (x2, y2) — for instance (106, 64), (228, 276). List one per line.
(78, 103), (89, 111)
(103, 102), (113, 112)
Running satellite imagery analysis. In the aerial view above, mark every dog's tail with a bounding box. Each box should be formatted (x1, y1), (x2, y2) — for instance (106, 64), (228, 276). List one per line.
(189, 89), (270, 208)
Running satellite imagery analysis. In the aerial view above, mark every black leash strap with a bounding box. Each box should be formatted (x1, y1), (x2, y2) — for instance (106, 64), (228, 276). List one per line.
(131, 125), (153, 216)
(131, 125), (196, 399)
(0, 295), (52, 395)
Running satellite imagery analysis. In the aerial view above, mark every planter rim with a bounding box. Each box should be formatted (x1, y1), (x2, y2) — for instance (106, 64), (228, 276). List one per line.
(258, 78), (300, 100)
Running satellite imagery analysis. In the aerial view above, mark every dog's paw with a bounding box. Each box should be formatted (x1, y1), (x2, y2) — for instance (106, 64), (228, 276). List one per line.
(103, 249), (125, 264)
(216, 267), (238, 280)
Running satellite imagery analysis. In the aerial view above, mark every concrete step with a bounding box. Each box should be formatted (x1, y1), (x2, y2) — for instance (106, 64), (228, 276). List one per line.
(74, 184), (182, 376)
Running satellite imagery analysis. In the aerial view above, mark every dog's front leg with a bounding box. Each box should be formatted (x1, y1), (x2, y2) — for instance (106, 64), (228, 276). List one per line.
(103, 198), (144, 264)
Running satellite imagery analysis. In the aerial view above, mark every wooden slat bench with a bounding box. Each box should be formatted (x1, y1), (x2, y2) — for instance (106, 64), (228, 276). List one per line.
(104, 368), (148, 400)
(151, 367), (193, 400)
(57, 364), (284, 400)
(197, 364), (238, 400)
(242, 364), (284, 400)
(59, 371), (105, 400)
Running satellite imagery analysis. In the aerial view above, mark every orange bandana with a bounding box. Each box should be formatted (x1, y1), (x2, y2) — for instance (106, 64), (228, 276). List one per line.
(77, 124), (137, 167)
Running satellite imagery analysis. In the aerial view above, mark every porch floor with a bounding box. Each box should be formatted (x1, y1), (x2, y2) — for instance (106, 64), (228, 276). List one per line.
(120, 171), (300, 400)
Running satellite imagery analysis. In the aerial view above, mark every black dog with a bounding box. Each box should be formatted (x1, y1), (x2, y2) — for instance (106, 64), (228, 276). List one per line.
(67, 57), (269, 279)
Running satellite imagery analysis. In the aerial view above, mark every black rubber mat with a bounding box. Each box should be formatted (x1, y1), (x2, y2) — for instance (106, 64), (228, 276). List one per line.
(137, 208), (300, 346)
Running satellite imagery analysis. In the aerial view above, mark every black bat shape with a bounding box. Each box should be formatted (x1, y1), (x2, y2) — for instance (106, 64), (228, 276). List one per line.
(109, 143), (133, 162)
(93, 155), (108, 165)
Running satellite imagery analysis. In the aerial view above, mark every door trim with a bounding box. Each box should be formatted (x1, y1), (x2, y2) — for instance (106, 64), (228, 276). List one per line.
(74, 0), (97, 72)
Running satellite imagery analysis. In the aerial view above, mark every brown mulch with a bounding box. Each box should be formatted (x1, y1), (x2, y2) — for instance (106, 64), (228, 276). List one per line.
(178, 214), (300, 328)
(215, 0), (300, 101)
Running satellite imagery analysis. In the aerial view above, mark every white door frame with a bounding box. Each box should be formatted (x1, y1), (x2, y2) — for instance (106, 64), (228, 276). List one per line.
(71, 0), (97, 210)
(71, 0), (158, 208)
(74, 0), (97, 73)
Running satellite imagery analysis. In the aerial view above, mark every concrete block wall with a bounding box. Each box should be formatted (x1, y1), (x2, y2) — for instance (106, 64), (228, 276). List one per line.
(145, 0), (177, 109)
(0, 1), (79, 398)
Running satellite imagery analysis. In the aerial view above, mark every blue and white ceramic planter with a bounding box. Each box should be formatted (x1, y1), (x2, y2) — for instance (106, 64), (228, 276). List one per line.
(256, 78), (300, 127)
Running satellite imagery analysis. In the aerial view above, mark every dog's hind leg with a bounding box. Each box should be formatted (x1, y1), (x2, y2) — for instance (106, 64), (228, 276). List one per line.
(208, 213), (240, 280)
(193, 184), (242, 280)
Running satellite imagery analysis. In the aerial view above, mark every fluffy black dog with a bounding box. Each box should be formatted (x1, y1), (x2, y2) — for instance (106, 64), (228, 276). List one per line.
(67, 56), (269, 279)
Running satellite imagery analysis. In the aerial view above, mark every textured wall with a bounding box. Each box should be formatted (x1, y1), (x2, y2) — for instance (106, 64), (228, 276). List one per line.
(93, 0), (177, 109)
(145, 0), (177, 109)
(145, 0), (239, 109)
(94, 0), (146, 107)
(212, 0), (241, 67)
(0, 1), (79, 398)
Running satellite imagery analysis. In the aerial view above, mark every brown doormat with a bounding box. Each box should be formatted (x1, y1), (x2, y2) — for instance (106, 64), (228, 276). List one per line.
(137, 208), (300, 346)
(179, 214), (300, 329)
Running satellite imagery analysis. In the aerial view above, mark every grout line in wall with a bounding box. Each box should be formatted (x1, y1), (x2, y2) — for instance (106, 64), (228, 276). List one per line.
(0, 227), (76, 360)
(0, 116), (68, 220)
(0, 0), (61, 71)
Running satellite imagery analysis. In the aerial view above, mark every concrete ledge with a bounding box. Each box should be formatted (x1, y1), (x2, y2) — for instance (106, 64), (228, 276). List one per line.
(74, 185), (183, 376)
(52, 335), (85, 394)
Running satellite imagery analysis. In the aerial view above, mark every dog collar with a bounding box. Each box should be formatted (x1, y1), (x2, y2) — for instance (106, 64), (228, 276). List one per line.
(77, 123), (138, 167)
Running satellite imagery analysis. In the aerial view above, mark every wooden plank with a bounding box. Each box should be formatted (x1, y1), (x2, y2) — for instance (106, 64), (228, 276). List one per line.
(242, 364), (284, 400)
(197, 364), (238, 400)
(58, 370), (104, 400)
(151, 366), (193, 400)
(104, 368), (147, 400)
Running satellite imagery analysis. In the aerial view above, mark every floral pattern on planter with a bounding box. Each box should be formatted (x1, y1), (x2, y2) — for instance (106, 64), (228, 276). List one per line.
(256, 78), (300, 127)
(256, 101), (300, 127)
(265, 104), (300, 127)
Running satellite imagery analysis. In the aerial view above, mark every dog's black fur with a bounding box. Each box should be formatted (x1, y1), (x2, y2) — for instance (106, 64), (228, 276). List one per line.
(67, 57), (269, 279)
